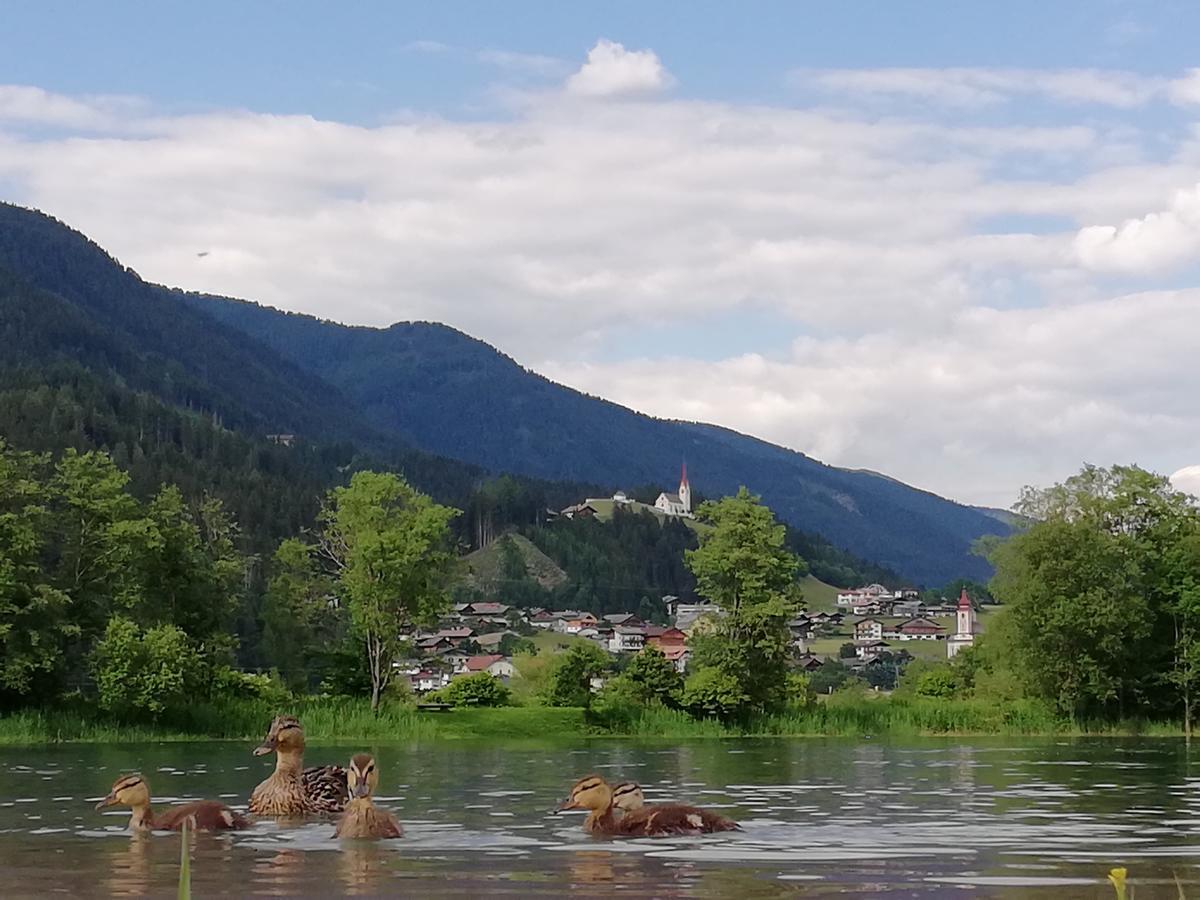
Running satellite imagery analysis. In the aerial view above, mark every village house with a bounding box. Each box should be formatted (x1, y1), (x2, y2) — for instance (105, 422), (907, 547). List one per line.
(411, 670), (450, 693)
(604, 613), (644, 628)
(436, 626), (476, 645)
(441, 648), (472, 673)
(896, 617), (946, 641)
(788, 616), (814, 641)
(417, 635), (455, 654)
(559, 503), (599, 519)
(645, 625), (687, 650)
(530, 611), (561, 630)
(564, 612), (599, 634)
(659, 645), (690, 673)
(836, 583), (895, 607)
(671, 600), (723, 632)
(854, 639), (890, 660)
(463, 654), (516, 680)
(609, 626), (647, 653)
(793, 654), (825, 672)
(459, 601), (511, 617)
(474, 631), (516, 651)
(853, 618), (884, 642)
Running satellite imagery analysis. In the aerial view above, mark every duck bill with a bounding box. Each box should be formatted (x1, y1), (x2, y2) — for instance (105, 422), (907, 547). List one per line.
(352, 781), (371, 799)
(555, 797), (580, 813)
(95, 794), (117, 811)
(252, 738), (276, 756)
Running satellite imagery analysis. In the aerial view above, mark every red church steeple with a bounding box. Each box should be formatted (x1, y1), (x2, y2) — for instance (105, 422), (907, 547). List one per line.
(957, 587), (971, 610)
(680, 461), (688, 489)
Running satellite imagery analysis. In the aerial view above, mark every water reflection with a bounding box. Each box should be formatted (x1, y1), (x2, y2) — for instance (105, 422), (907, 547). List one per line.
(103, 830), (151, 897)
(2, 737), (1200, 897)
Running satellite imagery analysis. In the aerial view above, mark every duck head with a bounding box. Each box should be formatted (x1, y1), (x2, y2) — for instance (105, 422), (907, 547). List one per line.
(347, 753), (379, 800)
(253, 715), (305, 756)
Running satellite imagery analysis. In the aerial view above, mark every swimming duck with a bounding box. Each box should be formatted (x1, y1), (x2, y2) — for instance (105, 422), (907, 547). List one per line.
(249, 715), (348, 816)
(609, 780), (739, 834)
(559, 775), (739, 837)
(96, 773), (250, 832)
(334, 753), (404, 840)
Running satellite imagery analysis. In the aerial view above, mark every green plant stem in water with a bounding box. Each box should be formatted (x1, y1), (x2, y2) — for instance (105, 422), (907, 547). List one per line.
(178, 818), (191, 900)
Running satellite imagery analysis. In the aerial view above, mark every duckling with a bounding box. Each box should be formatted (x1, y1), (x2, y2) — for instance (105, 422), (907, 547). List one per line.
(609, 780), (740, 835)
(559, 775), (739, 837)
(96, 773), (249, 832)
(557, 774), (619, 834)
(333, 753), (403, 840)
(249, 715), (348, 816)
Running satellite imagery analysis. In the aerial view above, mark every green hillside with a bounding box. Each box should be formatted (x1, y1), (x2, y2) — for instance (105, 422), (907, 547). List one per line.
(460, 533), (568, 591)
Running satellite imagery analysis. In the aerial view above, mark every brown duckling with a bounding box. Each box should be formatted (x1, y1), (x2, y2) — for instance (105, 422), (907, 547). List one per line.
(559, 775), (739, 837)
(249, 715), (348, 816)
(334, 753), (403, 840)
(96, 773), (250, 832)
(610, 780), (739, 834)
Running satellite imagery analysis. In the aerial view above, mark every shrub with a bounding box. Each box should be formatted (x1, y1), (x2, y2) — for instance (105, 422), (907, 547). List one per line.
(434, 672), (511, 707)
(681, 665), (749, 720)
(91, 617), (205, 717)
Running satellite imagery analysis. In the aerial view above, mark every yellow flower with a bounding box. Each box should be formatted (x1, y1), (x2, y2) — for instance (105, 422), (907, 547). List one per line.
(1108, 867), (1128, 900)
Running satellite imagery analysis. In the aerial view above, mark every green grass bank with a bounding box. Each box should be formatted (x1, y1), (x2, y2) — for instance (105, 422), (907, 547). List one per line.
(0, 696), (1184, 744)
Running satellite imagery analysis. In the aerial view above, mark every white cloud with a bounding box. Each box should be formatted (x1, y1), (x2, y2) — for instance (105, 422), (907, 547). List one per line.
(544, 290), (1200, 507)
(1168, 69), (1200, 105)
(1171, 465), (1200, 498)
(799, 67), (1161, 108)
(1, 69), (1199, 506)
(1074, 183), (1200, 273)
(566, 39), (673, 97)
(0, 85), (142, 130)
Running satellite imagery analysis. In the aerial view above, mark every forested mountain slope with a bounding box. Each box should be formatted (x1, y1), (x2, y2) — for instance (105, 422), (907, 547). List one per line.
(193, 295), (1009, 585)
(0, 202), (1006, 585)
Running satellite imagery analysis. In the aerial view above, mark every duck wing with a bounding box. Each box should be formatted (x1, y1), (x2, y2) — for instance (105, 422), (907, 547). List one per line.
(302, 764), (349, 813)
(156, 801), (250, 831)
(618, 804), (738, 836)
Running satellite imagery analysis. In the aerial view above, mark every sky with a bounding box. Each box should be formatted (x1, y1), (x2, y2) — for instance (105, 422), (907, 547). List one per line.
(3, 1), (1200, 508)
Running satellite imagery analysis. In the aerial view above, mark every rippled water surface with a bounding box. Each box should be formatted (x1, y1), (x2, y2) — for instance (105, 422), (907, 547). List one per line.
(1, 737), (1198, 897)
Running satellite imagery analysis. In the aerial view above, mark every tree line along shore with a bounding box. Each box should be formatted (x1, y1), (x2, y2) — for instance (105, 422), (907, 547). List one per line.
(4, 429), (1199, 740)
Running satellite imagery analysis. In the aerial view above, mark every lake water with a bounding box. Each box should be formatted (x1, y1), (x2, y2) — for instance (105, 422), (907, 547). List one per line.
(0, 736), (1197, 897)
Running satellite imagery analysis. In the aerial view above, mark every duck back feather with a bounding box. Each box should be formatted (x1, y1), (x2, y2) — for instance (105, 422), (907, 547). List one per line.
(617, 804), (739, 836)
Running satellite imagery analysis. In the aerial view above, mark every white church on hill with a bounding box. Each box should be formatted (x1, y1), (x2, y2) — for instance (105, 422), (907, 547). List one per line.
(655, 464), (693, 518)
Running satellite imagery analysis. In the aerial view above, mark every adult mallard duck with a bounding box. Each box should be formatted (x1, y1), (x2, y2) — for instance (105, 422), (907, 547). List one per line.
(249, 715), (348, 816)
(559, 775), (739, 837)
(96, 773), (250, 832)
(334, 753), (403, 840)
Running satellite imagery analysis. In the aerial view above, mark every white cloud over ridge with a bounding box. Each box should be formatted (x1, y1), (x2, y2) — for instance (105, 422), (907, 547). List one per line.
(2, 49), (1199, 508)
(566, 39), (673, 97)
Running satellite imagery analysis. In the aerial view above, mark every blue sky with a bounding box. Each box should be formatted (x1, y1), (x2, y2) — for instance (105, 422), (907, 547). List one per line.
(2, 1), (1200, 507)
(6, 1), (1196, 119)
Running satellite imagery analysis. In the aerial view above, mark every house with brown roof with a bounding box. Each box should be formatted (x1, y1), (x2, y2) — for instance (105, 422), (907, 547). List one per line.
(896, 617), (946, 641)
(645, 626), (687, 650)
(659, 644), (690, 673)
(463, 654), (516, 679)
